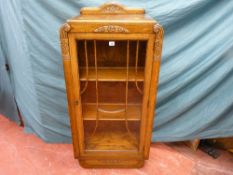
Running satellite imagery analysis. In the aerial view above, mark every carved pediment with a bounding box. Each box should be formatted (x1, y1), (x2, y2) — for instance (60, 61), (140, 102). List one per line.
(80, 2), (144, 15)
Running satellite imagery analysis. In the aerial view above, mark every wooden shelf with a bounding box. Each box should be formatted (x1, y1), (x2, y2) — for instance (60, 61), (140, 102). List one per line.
(84, 120), (139, 151)
(79, 67), (144, 82)
(85, 130), (139, 151)
(82, 103), (141, 121)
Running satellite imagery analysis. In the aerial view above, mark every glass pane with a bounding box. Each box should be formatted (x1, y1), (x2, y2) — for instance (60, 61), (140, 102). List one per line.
(77, 40), (147, 151)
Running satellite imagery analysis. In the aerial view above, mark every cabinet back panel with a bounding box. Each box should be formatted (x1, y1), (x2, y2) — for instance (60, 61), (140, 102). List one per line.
(80, 81), (143, 104)
(77, 40), (147, 67)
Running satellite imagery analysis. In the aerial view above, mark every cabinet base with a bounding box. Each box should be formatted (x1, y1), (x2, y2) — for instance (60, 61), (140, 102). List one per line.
(79, 159), (144, 168)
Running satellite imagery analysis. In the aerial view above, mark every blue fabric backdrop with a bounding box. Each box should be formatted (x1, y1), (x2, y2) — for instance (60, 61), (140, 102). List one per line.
(0, 0), (233, 142)
(0, 42), (19, 122)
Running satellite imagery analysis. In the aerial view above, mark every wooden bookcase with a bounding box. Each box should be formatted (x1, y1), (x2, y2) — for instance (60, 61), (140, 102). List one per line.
(60, 2), (163, 168)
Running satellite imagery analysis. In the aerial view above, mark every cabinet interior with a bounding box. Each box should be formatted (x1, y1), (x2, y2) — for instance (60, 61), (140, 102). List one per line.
(77, 40), (147, 151)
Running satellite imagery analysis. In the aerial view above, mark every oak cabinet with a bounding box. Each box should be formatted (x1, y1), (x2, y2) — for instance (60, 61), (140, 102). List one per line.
(60, 2), (163, 168)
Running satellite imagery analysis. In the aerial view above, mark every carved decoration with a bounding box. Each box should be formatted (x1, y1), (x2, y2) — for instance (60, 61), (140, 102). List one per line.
(100, 3), (126, 13)
(60, 23), (71, 60)
(153, 24), (164, 61)
(80, 2), (144, 15)
(94, 25), (129, 33)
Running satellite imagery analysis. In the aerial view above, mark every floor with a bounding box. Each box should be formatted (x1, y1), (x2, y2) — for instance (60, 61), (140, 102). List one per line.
(0, 115), (233, 175)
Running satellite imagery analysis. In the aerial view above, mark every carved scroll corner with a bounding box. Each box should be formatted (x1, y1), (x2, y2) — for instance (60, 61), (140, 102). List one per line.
(153, 23), (164, 35)
(94, 25), (129, 33)
(63, 23), (71, 32)
(60, 23), (71, 38)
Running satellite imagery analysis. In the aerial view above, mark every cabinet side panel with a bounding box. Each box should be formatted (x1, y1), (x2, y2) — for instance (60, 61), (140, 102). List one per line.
(60, 23), (79, 157)
(63, 60), (80, 158)
(68, 34), (85, 156)
(144, 24), (164, 159)
(139, 36), (155, 153)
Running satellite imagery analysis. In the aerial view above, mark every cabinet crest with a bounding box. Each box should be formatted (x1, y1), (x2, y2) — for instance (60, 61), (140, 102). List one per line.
(80, 2), (144, 15)
(101, 3), (126, 13)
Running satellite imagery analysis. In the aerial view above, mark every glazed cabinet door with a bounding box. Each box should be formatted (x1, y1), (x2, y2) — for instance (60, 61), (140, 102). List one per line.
(68, 33), (155, 156)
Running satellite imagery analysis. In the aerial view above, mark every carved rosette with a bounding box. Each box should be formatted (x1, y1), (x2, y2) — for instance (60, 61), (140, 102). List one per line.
(100, 4), (126, 13)
(153, 24), (164, 61)
(60, 23), (71, 60)
(94, 25), (129, 33)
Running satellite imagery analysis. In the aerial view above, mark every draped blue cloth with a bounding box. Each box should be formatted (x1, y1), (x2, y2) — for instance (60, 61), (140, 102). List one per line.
(0, 0), (233, 142)
(0, 42), (19, 122)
